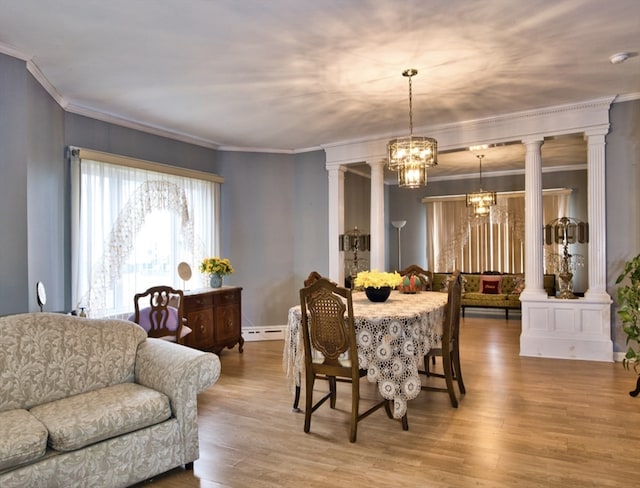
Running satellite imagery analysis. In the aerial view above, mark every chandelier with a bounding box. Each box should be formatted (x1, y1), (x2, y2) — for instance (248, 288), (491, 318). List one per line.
(387, 69), (437, 188)
(466, 154), (496, 217)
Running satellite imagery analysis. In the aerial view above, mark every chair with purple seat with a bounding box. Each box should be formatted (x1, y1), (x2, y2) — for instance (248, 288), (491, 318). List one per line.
(131, 286), (191, 344)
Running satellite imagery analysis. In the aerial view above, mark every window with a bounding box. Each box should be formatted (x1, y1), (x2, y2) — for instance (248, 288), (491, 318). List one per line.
(70, 148), (222, 318)
(425, 189), (570, 273)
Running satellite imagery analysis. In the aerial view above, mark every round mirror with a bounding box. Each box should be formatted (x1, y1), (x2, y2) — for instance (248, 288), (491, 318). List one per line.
(36, 281), (47, 311)
(177, 262), (192, 281)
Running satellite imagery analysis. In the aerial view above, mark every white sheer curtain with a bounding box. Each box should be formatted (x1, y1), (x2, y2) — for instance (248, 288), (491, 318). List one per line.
(71, 148), (221, 318)
(426, 189), (570, 273)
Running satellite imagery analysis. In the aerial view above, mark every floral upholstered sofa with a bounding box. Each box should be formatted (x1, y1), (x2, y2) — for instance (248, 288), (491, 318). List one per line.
(0, 312), (221, 488)
(432, 272), (556, 319)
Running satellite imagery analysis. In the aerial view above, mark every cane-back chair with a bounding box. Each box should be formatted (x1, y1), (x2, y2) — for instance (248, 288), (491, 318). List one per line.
(291, 271), (334, 411)
(299, 278), (401, 442)
(420, 270), (466, 407)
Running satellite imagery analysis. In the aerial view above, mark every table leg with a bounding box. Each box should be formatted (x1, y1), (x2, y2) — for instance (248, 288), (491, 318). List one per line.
(630, 376), (640, 397)
(292, 374), (302, 412)
(292, 385), (301, 412)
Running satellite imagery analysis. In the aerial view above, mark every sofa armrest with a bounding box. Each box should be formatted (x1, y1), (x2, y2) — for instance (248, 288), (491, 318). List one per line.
(134, 339), (221, 462)
(135, 338), (220, 400)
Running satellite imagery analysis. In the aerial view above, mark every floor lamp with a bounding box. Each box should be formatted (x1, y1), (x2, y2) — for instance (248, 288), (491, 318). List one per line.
(391, 220), (406, 270)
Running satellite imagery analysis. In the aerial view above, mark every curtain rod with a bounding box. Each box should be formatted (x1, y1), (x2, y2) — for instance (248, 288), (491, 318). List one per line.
(68, 146), (224, 184)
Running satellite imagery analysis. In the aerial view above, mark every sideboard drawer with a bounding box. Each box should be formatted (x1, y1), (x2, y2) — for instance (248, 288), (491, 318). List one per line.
(214, 289), (240, 306)
(185, 293), (215, 311)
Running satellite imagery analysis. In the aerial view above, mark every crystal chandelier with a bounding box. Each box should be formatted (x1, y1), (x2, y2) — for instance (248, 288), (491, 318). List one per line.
(466, 154), (496, 217)
(387, 69), (437, 188)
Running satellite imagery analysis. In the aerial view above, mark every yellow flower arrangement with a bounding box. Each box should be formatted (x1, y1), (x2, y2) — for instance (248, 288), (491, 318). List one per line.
(354, 270), (403, 289)
(199, 257), (234, 276)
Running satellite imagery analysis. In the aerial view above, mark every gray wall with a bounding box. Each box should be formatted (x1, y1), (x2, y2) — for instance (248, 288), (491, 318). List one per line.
(216, 150), (296, 327)
(606, 99), (640, 349)
(27, 68), (66, 312)
(0, 54), (29, 314)
(293, 150), (329, 290)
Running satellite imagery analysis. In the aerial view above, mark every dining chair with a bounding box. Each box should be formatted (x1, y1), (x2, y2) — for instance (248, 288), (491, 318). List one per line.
(399, 264), (433, 291)
(132, 285), (191, 344)
(420, 270), (466, 407)
(303, 270), (323, 287)
(299, 277), (404, 442)
(291, 271), (341, 412)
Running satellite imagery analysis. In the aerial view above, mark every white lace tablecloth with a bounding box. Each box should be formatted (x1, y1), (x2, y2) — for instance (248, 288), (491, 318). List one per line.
(283, 290), (448, 419)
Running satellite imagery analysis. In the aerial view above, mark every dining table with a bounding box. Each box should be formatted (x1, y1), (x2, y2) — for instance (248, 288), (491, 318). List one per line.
(283, 289), (448, 419)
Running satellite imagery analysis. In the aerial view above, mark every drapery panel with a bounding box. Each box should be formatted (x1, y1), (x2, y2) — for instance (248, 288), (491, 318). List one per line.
(426, 190), (570, 273)
(71, 149), (220, 318)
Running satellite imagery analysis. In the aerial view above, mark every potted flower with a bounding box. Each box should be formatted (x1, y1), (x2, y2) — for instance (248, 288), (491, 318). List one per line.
(615, 253), (640, 396)
(354, 270), (403, 302)
(199, 257), (234, 288)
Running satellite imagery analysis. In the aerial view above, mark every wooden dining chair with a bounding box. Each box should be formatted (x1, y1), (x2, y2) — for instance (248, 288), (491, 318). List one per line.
(420, 270), (466, 407)
(132, 285), (190, 344)
(299, 277), (403, 442)
(291, 271), (341, 412)
(399, 264), (433, 291)
(304, 270), (324, 287)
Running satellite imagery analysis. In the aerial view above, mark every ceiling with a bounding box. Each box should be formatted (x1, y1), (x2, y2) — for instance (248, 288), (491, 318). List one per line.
(0, 0), (638, 178)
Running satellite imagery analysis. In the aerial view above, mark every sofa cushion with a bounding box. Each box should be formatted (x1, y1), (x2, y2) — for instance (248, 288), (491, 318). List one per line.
(463, 292), (509, 303)
(439, 274), (467, 293)
(29, 383), (171, 452)
(480, 275), (502, 294)
(510, 275), (525, 295)
(0, 313), (148, 411)
(481, 280), (500, 294)
(462, 274), (479, 293)
(0, 409), (48, 470)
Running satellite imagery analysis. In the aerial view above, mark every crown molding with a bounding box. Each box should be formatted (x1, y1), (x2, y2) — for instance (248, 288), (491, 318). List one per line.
(614, 92), (640, 103)
(26, 60), (65, 107)
(0, 42), (28, 61)
(64, 102), (221, 149)
(426, 163), (588, 183)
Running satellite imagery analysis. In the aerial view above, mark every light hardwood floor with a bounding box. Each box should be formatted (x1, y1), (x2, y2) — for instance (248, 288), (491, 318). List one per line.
(136, 313), (640, 488)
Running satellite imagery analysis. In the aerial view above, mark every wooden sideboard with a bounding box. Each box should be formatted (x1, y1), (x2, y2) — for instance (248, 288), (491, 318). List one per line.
(182, 286), (244, 354)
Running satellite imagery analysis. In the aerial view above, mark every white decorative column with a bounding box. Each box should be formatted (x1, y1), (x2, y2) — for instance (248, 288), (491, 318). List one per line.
(584, 129), (610, 300)
(327, 165), (346, 284)
(520, 138), (546, 299)
(368, 159), (386, 271)
(520, 129), (613, 362)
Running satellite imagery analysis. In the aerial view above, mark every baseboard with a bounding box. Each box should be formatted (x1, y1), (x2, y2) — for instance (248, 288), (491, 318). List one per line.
(243, 325), (286, 342)
(613, 351), (626, 362)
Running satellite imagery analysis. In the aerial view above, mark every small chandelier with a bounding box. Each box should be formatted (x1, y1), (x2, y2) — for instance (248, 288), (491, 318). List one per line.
(466, 154), (496, 217)
(387, 68), (437, 188)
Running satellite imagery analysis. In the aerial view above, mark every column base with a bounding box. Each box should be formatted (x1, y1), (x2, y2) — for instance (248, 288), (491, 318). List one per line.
(520, 296), (613, 362)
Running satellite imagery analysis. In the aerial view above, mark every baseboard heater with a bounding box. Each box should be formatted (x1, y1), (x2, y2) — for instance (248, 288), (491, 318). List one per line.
(243, 325), (286, 342)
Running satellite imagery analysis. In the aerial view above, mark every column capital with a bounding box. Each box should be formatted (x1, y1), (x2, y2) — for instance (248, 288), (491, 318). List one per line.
(325, 162), (348, 174)
(367, 159), (387, 170)
(521, 137), (544, 147)
(584, 124), (610, 138)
